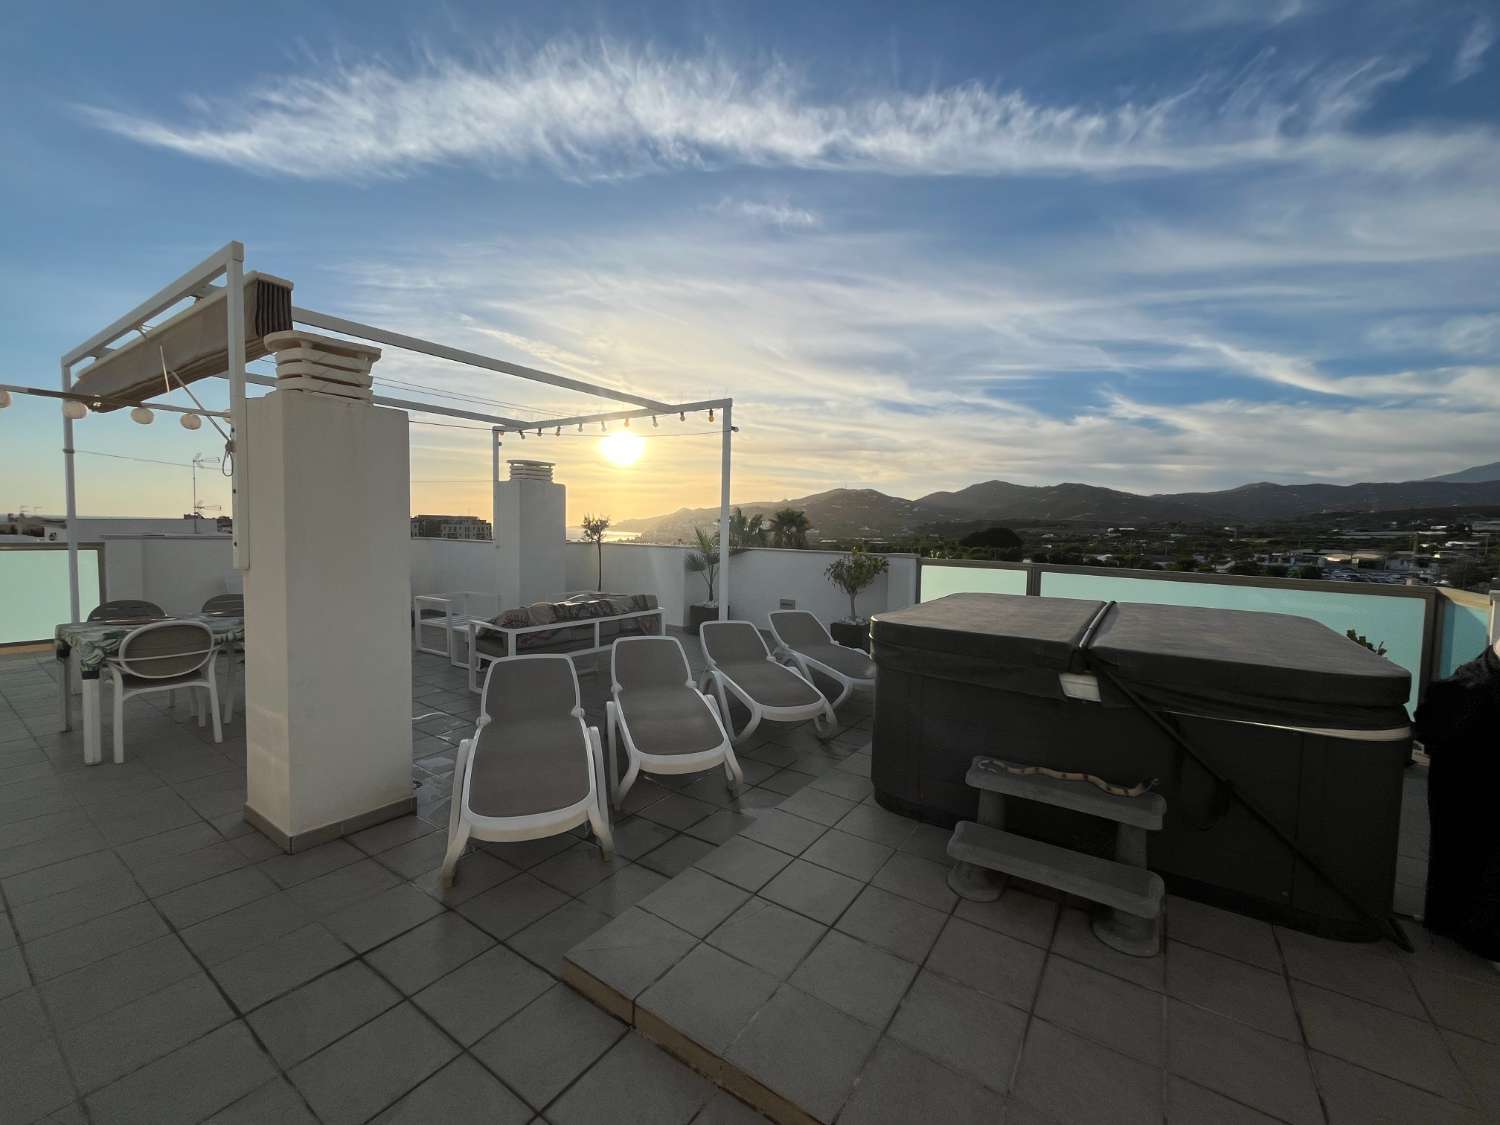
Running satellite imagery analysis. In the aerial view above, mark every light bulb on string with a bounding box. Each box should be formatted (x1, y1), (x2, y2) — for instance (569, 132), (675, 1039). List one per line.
(652, 415), (658, 427)
(0, 389), (11, 408)
(624, 417), (630, 428)
(577, 423), (583, 432)
(555, 427), (561, 436)
(679, 412), (685, 422)
(130, 406), (155, 425)
(708, 408), (715, 422)
(180, 413), (202, 431)
(600, 421), (606, 431)
(62, 400), (87, 420)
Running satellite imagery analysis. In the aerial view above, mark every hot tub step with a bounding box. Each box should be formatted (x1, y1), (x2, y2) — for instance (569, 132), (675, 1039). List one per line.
(967, 757), (1166, 829)
(948, 820), (1164, 918)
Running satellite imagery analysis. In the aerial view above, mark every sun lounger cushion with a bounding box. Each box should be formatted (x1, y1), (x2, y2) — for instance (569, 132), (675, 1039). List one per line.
(618, 687), (724, 755)
(719, 661), (824, 709)
(796, 643), (876, 681)
(467, 718), (591, 818)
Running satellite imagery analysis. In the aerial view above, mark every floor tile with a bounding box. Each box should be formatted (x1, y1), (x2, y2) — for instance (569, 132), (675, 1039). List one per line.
(738, 808), (827, 855)
(284, 856), (404, 917)
(132, 839), (248, 897)
(59, 973), (232, 1093)
(210, 921), (353, 1010)
(530, 839), (629, 896)
(870, 851), (958, 913)
(1410, 967), (1500, 1045)
(348, 815), (438, 856)
(637, 833), (717, 877)
(759, 859), (863, 925)
(694, 1088), (771, 1124)
(775, 787), (856, 827)
(1013, 1018), (1162, 1125)
(472, 983), (625, 1110)
(1052, 907), (1164, 991)
(695, 835), (793, 892)
(1165, 1075), (1284, 1125)
(725, 983), (880, 1123)
(179, 890), (312, 964)
(638, 867), (750, 937)
(323, 883), (446, 953)
(708, 896), (827, 979)
(887, 969), (1026, 1092)
(84, 1020), (276, 1125)
(801, 829), (892, 882)
(1311, 1050), (1485, 1125)
(204, 1077), (318, 1125)
(1278, 926), (1423, 1016)
(0, 996), (76, 1122)
(564, 905), (698, 998)
(1165, 895), (1282, 972)
(835, 885), (947, 964)
(789, 930), (916, 1027)
(1443, 1029), (1500, 1117)
(926, 916), (1047, 1008)
(1167, 940), (1299, 1041)
(835, 805), (917, 849)
(510, 898), (616, 976)
(41, 933), (199, 1031)
(640, 942), (779, 1052)
(457, 872), (570, 940)
(953, 884), (1059, 949)
(374, 831), (452, 879)
(247, 958), (401, 1068)
(839, 1037), (1005, 1125)
(549, 1032), (712, 1125)
(154, 865), (278, 929)
(578, 864), (670, 917)
(1167, 998), (1322, 1125)
(288, 1002), (458, 1125)
(256, 838), (363, 888)
(366, 911), (495, 995)
(609, 815), (677, 859)
(371, 1055), (531, 1125)
(1293, 978), (1467, 1100)
(20, 902), (168, 982)
(413, 943), (552, 1044)
(637, 792), (717, 831)
(759, 769), (815, 796)
(808, 770), (875, 804)
(1037, 953), (1165, 1065)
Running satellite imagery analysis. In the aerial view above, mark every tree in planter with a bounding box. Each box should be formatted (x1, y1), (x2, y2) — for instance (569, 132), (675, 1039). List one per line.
(770, 507), (811, 548)
(825, 546), (890, 623)
(684, 526), (723, 605)
(581, 514), (611, 592)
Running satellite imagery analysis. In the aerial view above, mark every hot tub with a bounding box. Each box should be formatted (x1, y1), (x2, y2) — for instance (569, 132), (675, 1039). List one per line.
(870, 593), (1412, 939)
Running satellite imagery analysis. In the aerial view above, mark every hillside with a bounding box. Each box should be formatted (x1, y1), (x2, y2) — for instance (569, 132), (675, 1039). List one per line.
(615, 463), (1500, 541)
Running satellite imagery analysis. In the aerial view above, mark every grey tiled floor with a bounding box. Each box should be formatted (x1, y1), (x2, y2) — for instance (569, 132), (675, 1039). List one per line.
(1, 639), (1493, 1125)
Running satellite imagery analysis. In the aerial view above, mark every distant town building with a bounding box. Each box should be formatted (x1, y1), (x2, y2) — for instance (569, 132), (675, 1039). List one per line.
(411, 514), (492, 540)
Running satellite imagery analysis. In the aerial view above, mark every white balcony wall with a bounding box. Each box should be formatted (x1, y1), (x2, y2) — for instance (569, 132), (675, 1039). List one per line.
(409, 538), (511, 601)
(101, 535), (234, 617)
(565, 542), (690, 627)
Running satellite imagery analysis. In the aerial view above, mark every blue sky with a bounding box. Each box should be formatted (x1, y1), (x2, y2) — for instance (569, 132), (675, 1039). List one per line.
(2, 0), (1497, 523)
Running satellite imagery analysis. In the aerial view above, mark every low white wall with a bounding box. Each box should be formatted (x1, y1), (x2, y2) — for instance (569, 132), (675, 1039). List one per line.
(565, 542), (691, 628)
(101, 535), (235, 617)
(410, 538), (511, 601)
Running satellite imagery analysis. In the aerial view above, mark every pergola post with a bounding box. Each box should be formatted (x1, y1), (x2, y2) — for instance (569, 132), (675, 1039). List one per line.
(60, 359), (80, 624)
(719, 401), (732, 620)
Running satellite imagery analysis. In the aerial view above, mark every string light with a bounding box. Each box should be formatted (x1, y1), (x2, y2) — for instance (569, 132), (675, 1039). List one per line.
(708, 408), (715, 422)
(577, 423), (583, 432)
(130, 406), (155, 425)
(0, 389), (11, 408)
(554, 427), (561, 436)
(62, 400), (87, 420)
(600, 421), (606, 431)
(679, 412), (685, 422)
(180, 413), (202, 431)
(652, 415), (658, 427)
(624, 417), (630, 428)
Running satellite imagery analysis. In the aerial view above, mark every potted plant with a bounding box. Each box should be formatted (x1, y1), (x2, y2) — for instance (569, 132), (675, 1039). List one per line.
(824, 546), (889, 651)
(684, 509), (762, 632)
(581, 513), (610, 592)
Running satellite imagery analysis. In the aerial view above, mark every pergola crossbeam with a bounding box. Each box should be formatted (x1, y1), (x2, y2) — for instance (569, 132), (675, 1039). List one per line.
(291, 306), (674, 413)
(513, 399), (730, 433)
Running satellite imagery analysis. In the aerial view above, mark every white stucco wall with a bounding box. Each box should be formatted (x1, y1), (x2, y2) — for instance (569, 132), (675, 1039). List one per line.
(101, 535), (235, 617)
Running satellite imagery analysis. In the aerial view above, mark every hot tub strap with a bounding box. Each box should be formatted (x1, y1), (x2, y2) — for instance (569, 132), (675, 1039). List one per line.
(1092, 635), (1411, 952)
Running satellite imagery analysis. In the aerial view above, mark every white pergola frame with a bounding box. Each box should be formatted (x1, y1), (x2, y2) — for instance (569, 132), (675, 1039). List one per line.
(54, 241), (736, 623)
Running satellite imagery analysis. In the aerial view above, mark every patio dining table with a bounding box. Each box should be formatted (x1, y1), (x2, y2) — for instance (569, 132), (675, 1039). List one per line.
(55, 613), (245, 765)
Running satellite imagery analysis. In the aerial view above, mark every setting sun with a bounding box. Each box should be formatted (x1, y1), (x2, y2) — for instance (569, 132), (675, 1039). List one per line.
(599, 430), (644, 467)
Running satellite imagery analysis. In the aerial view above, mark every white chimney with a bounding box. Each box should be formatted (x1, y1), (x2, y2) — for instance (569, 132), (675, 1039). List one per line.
(494, 460), (565, 607)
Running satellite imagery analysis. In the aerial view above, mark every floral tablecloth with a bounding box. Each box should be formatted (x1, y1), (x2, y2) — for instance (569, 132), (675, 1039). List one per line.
(55, 615), (244, 674)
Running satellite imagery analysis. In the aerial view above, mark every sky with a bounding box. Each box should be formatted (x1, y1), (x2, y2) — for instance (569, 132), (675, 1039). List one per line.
(1, 0), (1497, 526)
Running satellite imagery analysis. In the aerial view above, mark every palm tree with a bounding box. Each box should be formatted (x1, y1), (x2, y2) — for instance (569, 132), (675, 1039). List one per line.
(769, 507), (811, 549)
(729, 507), (767, 548)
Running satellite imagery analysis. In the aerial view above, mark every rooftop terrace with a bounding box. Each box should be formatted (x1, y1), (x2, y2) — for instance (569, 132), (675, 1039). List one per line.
(2, 639), (1495, 1125)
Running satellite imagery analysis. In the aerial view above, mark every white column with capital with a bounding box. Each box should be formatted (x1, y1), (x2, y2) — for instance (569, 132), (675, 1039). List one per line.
(243, 389), (413, 850)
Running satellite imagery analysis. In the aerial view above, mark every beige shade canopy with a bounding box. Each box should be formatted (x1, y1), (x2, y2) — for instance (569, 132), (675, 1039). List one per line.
(72, 272), (293, 411)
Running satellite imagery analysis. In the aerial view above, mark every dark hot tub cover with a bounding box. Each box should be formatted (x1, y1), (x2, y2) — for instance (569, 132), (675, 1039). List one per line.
(1088, 602), (1411, 732)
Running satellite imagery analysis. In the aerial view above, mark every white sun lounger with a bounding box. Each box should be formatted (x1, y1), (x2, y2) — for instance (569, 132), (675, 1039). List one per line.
(768, 610), (877, 711)
(699, 620), (836, 744)
(441, 654), (613, 887)
(605, 636), (743, 808)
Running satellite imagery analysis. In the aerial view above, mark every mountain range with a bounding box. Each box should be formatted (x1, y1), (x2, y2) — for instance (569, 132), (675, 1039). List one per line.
(614, 461), (1500, 541)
